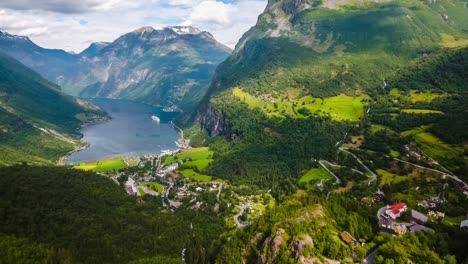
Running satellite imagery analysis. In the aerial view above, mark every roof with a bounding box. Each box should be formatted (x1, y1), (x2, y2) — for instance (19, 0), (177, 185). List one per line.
(388, 203), (407, 214)
(411, 210), (428, 222)
(340, 231), (355, 244)
(461, 220), (468, 228)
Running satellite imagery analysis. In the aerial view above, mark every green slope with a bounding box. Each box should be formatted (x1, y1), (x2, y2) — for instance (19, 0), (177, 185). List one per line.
(197, 0), (468, 186)
(0, 166), (191, 263)
(0, 52), (107, 165)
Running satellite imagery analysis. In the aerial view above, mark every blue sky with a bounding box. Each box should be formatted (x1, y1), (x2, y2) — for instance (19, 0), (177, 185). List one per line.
(0, 0), (267, 52)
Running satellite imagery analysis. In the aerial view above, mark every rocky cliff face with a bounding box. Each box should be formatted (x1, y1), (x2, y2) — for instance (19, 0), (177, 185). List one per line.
(200, 102), (233, 139)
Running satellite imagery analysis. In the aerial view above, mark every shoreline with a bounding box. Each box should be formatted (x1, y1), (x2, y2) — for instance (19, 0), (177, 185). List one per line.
(57, 142), (90, 165)
(57, 114), (111, 166)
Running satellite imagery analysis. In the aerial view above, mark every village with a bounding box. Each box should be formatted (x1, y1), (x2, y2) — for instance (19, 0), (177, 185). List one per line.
(105, 147), (274, 229)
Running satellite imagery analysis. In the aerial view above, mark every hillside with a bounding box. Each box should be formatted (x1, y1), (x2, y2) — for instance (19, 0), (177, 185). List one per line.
(0, 166), (193, 263)
(0, 27), (231, 112)
(0, 52), (107, 165)
(195, 0), (468, 187)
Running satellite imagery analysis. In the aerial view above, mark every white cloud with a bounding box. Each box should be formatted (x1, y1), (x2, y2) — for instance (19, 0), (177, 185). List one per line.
(0, 0), (267, 52)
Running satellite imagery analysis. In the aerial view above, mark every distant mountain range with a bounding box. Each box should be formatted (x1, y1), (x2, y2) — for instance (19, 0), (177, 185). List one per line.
(0, 26), (231, 112)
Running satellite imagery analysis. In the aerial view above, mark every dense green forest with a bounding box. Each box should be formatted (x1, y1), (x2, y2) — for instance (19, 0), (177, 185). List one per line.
(0, 166), (224, 264)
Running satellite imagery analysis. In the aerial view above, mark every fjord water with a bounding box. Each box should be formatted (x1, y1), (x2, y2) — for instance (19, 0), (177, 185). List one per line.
(65, 99), (179, 164)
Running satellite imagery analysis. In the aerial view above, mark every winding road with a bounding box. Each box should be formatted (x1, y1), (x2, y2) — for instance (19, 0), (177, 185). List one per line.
(318, 160), (341, 184)
(233, 204), (249, 228)
(339, 147), (378, 186)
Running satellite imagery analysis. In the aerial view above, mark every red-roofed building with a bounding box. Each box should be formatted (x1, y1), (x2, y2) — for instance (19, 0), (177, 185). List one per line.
(385, 203), (407, 219)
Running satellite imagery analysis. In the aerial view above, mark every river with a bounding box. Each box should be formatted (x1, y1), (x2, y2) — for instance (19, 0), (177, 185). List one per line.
(65, 99), (179, 164)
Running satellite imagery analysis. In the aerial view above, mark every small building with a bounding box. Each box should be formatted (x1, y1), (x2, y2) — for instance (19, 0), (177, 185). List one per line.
(386, 203), (407, 219)
(124, 177), (137, 195)
(411, 210), (428, 223)
(340, 231), (356, 245)
(460, 220), (468, 230)
(428, 211), (445, 219)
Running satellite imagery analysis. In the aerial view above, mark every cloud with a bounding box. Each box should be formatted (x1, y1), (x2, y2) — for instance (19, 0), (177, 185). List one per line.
(184, 0), (266, 47)
(0, 0), (267, 52)
(0, 0), (130, 14)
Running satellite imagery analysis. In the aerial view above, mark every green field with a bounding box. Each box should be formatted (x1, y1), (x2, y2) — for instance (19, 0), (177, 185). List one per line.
(377, 169), (408, 187)
(164, 147), (214, 171)
(74, 158), (127, 172)
(402, 109), (444, 114)
(413, 132), (462, 159)
(401, 127), (463, 160)
(233, 87), (368, 121)
(409, 91), (446, 103)
(141, 182), (164, 193)
(371, 124), (391, 134)
(299, 167), (332, 183)
(180, 169), (212, 182)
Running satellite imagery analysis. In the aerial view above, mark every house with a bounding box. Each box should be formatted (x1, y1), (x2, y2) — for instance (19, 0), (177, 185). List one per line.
(411, 210), (428, 223)
(124, 177), (138, 195)
(385, 203), (407, 219)
(417, 200), (429, 208)
(460, 220), (468, 230)
(428, 211), (445, 219)
(340, 231), (356, 245)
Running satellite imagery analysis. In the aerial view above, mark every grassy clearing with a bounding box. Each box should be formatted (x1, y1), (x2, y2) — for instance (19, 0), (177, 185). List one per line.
(440, 33), (468, 48)
(402, 109), (444, 114)
(184, 159), (213, 171)
(233, 87), (368, 121)
(74, 158), (126, 172)
(389, 88), (401, 97)
(378, 169), (408, 187)
(180, 169), (212, 182)
(299, 167), (332, 183)
(413, 132), (462, 159)
(401, 127), (462, 159)
(371, 124), (391, 134)
(164, 147), (214, 171)
(390, 150), (401, 158)
(400, 126), (429, 137)
(409, 91), (446, 103)
(141, 182), (163, 193)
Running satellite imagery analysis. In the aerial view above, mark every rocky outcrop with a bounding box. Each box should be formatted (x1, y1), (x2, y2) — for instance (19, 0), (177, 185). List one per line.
(200, 103), (233, 139)
(257, 228), (287, 264)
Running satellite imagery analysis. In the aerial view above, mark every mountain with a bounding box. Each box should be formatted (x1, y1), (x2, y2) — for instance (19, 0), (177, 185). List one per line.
(0, 26), (232, 112)
(194, 0), (468, 186)
(0, 52), (107, 165)
(0, 30), (78, 82)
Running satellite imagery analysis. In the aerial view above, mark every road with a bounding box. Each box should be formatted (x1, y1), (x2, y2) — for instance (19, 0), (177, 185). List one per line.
(339, 147), (377, 186)
(361, 249), (378, 264)
(233, 205), (249, 228)
(216, 183), (223, 202)
(356, 148), (467, 188)
(318, 160), (341, 184)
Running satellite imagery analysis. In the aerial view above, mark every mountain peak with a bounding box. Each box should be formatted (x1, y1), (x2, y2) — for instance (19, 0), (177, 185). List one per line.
(132, 26), (156, 34)
(166, 26), (202, 35)
(0, 29), (30, 41)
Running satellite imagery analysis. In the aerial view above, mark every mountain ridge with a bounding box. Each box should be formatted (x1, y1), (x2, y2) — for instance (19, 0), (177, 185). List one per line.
(0, 26), (232, 112)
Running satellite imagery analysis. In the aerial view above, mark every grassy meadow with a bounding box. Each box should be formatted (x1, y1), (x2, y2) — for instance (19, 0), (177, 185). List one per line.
(73, 158), (127, 172)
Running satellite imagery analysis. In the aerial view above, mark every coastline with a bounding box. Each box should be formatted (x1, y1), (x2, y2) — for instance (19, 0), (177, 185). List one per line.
(57, 142), (90, 165)
(57, 114), (111, 166)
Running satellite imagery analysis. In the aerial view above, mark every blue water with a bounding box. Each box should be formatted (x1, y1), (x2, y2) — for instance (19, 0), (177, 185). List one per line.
(65, 99), (179, 164)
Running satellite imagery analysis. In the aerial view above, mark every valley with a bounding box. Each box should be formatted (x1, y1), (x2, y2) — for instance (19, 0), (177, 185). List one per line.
(0, 0), (467, 263)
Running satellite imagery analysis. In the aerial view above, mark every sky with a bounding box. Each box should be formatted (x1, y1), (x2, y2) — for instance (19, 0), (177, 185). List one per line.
(0, 0), (267, 52)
